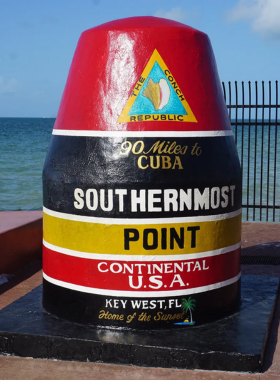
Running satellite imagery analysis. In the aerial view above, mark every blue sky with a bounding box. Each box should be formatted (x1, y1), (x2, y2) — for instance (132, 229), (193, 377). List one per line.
(0, 0), (279, 117)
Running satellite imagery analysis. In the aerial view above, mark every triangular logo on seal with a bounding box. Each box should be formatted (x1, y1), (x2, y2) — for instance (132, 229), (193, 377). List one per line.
(118, 49), (197, 123)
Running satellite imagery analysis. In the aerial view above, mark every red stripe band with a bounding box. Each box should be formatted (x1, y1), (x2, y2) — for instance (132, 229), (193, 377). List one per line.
(43, 245), (240, 296)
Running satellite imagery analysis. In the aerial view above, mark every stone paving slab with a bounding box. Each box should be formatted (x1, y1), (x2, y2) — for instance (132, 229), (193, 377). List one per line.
(0, 356), (263, 380)
(241, 223), (280, 249)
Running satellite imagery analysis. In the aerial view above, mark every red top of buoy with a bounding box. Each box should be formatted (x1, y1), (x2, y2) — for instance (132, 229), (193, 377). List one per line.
(91, 16), (198, 30)
(54, 17), (230, 132)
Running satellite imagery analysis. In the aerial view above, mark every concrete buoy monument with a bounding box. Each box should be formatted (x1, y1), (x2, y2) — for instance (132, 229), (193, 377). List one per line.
(42, 16), (242, 329)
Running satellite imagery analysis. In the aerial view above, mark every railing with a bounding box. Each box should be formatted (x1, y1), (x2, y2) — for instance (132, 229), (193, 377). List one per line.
(222, 81), (280, 222)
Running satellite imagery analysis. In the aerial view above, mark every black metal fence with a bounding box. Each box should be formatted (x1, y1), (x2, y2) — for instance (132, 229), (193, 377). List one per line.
(222, 81), (279, 222)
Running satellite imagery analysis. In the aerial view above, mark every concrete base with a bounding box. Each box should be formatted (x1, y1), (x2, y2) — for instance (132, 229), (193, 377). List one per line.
(0, 275), (278, 373)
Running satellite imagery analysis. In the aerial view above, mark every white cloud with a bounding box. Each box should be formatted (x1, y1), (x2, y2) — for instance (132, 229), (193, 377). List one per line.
(227, 0), (280, 39)
(0, 76), (19, 95)
(154, 7), (188, 23)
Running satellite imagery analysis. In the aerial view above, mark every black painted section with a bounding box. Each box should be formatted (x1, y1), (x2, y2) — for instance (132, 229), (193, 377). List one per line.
(42, 134), (242, 327)
(43, 136), (242, 218)
(0, 275), (278, 373)
(42, 278), (241, 328)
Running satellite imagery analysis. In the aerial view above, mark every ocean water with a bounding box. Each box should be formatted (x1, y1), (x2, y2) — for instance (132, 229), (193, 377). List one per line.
(0, 117), (279, 221)
(232, 123), (280, 222)
(0, 118), (54, 211)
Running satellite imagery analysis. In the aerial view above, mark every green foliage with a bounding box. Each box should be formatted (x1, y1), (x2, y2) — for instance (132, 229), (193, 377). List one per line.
(181, 296), (196, 323)
(181, 297), (196, 313)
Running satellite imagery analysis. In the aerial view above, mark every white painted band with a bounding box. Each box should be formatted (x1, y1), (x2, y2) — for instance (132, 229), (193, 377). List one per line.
(43, 239), (241, 261)
(43, 207), (242, 225)
(43, 272), (241, 297)
(52, 129), (233, 138)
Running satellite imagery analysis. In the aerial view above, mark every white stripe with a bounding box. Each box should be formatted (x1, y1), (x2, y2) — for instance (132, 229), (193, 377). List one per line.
(43, 239), (241, 261)
(43, 272), (241, 297)
(43, 207), (242, 225)
(52, 129), (233, 138)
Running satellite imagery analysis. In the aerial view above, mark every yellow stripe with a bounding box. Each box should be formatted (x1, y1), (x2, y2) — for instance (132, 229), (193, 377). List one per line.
(43, 212), (241, 256)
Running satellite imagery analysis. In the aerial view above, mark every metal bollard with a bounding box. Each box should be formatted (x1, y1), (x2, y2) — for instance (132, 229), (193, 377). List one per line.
(42, 17), (242, 329)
